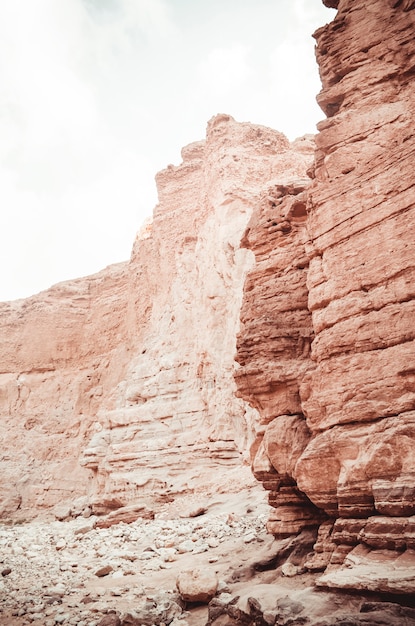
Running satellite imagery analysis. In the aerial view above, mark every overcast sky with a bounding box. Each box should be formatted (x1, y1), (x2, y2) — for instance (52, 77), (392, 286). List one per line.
(0, 0), (335, 302)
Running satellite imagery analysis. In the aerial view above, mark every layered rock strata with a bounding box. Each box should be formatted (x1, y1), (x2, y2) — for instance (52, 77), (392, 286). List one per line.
(234, 179), (324, 539)
(235, 0), (415, 594)
(0, 264), (131, 518)
(0, 115), (313, 522)
(304, 0), (415, 591)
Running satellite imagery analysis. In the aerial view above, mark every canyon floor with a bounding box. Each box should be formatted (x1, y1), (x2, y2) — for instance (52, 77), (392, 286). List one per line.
(2, 467), (414, 626)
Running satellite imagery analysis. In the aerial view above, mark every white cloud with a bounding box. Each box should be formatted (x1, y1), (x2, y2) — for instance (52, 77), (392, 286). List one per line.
(0, 0), (335, 301)
(267, 37), (324, 139)
(198, 45), (252, 94)
(0, 0), (164, 300)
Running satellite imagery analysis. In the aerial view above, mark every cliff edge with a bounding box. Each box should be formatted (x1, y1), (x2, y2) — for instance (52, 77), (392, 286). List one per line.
(0, 116), (313, 526)
(1, 0), (415, 609)
(235, 0), (415, 596)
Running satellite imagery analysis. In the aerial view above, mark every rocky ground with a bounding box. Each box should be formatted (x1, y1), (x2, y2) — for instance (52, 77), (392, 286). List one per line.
(1, 478), (264, 626)
(1, 480), (415, 626)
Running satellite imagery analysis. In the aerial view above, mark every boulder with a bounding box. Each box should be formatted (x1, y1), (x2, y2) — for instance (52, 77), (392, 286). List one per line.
(176, 568), (218, 603)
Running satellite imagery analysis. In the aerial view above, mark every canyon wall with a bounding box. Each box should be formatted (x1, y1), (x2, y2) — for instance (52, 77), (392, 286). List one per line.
(235, 0), (415, 594)
(2, 0), (415, 599)
(0, 115), (313, 522)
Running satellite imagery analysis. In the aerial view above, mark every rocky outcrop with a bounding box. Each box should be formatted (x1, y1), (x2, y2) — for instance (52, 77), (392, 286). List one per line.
(234, 178), (324, 539)
(235, 0), (415, 595)
(303, 0), (415, 591)
(3, 0), (414, 604)
(0, 115), (313, 522)
(0, 263), (131, 518)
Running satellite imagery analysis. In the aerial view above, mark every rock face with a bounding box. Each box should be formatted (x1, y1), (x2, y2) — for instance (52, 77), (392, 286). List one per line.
(0, 264), (131, 518)
(234, 178), (323, 539)
(176, 568), (218, 603)
(2, 0), (414, 602)
(235, 0), (415, 594)
(0, 115), (313, 521)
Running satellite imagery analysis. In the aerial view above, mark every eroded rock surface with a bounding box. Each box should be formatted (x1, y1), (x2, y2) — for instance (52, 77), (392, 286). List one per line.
(235, 0), (415, 596)
(2, 488), (414, 626)
(0, 115), (313, 523)
(2, 0), (415, 612)
(234, 178), (323, 540)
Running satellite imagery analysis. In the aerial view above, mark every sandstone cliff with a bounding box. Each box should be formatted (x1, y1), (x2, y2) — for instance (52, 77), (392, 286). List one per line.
(235, 0), (415, 595)
(2, 0), (415, 605)
(0, 115), (313, 523)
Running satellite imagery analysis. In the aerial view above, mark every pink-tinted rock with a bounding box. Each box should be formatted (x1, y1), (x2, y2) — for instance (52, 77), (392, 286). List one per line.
(298, 2), (415, 566)
(176, 568), (218, 603)
(304, 520), (337, 572)
(295, 412), (415, 519)
(0, 115), (313, 522)
(94, 503), (154, 528)
(234, 176), (322, 537)
(304, 0), (415, 437)
(235, 178), (314, 426)
(263, 415), (311, 479)
(0, 263), (130, 516)
(317, 545), (415, 595)
(234, 0), (415, 594)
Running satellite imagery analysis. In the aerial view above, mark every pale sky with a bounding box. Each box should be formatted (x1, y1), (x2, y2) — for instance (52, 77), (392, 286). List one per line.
(0, 0), (335, 302)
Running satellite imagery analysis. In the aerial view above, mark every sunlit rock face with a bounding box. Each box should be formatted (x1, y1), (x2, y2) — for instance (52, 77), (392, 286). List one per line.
(235, 0), (415, 594)
(0, 115), (313, 522)
(0, 265), (131, 519)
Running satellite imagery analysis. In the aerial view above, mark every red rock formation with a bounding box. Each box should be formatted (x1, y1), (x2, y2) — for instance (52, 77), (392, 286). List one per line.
(4, 0), (414, 597)
(235, 0), (415, 594)
(0, 115), (313, 522)
(302, 0), (415, 592)
(234, 177), (324, 538)
(0, 264), (131, 518)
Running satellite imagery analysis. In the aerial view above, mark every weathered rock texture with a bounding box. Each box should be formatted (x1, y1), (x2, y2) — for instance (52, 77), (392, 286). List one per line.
(235, 0), (415, 595)
(2, 0), (414, 602)
(234, 178), (324, 539)
(0, 115), (313, 522)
